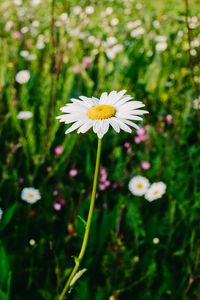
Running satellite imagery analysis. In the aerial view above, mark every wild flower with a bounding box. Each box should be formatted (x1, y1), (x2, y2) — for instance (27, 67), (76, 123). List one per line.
(156, 42), (168, 52)
(128, 176), (150, 196)
(54, 145), (64, 155)
(21, 187), (41, 204)
(57, 90), (148, 139)
(99, 166), (110, 191)
(130, 27), (145, 38)
(69, 168), (78, 177)
(17, 111), (33, 120)
(57, 91), (148, 298)
(193, 97), (200, 109)
(152, 237), (160, 244)
(165, 114), (173, 124)
(134, 126), (148, 144)
(15, 70), (30, 84)
(141, 161), (151, 170)
(145, 182), (166, 202)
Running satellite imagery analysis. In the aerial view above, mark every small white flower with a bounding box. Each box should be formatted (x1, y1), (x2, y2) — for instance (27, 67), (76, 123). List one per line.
(193, 97), (200, 110)
(128, 176), (150, 196)
(110, 18), (119, 26)
(29, 239), (36, 246)
(59, 13), (68, 22)
(152, 237), (160, 244)
(104, 7), (113, 16)
(156, 42), (168, 52)
(15, 70), (30, 84)
(106, 44), (123, 59)
(190, 49), (197, 56)
(57, 91), (148, 139)
(72, 6), (82, 15)
(127, 20), (141, 30)
(21, 187), (41, 204)
(85, 6), (94, 15)
(145, 182), (166, 202)
(17, 111), (33, 120)
(14, 0), (22, 5)
(31, 0), (41, 6)
(152, 20), (160, 28)
(21, 26), (29, 34)
(130, 27), (145, 38)
(5, 21), (14, 32)
(0, 208), (3, 220)
(36, 35), (45, 49)
(155, 35), (167, 43)
(27, 54), (37, 61)
(20, 50), (30, 58)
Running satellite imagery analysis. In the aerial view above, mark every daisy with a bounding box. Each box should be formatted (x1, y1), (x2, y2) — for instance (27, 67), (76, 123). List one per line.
(128, 175), (150, 196)
(15, 70), (30, 84)
(21, 187), (41, 204)
(57, 90), (148, 139)
(193, 97), (200, 110)
(145, 182), (166, 202)
(17, 111), (33, 120)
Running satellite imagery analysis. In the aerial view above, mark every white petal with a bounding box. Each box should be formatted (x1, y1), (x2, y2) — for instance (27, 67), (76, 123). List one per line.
(60, 106), (86, 113)
(109, 118), (120, 133)
(57, 114), (83, 124)
(118, 101), (145, 110)
(116, 112), (143, 121)
(113, 117), (132, 133)
(79, 96), (95, 106)
(65, 120), (85, 134)
(101, 120), (110, 135)
(97, 130), (104, 139)
(92, 97), (99, 104)
(121, 119), (140, 130)
(108, 90), (127, 104)
(99, 92), (108, 104)
(112, 95), (133, 106)
(123, 109), (148, 115)
(71, 98), (91, 108)
(108, 90), (117, 101)
(77, 121), (93, 133)
(93, 120), (101, 133)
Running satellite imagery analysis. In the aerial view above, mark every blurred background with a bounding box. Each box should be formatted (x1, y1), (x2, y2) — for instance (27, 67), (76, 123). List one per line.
(0, 0), (200, 299)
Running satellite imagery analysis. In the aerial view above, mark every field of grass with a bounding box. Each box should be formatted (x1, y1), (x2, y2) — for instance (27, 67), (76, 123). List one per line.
(0, 0), (200, 299)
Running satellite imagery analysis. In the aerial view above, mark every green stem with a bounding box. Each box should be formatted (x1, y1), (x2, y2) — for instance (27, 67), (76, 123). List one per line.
(59, 138), (102, 300)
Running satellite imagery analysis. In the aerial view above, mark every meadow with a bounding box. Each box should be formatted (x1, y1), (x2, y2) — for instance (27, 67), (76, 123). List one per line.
(0, 0), (200, 299)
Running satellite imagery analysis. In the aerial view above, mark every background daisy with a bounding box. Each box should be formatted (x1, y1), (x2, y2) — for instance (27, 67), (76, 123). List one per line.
(21, 187), (41, 204)
(145, 182), (166, 202)
(128, 175), (150, 196)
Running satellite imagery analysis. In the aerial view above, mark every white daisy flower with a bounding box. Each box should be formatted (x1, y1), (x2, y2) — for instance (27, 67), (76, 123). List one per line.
(193, 97), (200, 110)
(145, 182), (166, 202)
(15, 70), (30, 84)
(17, 111), (33, 120)
(21, 187), (41, 204)
(57, 90), (148, 139)
(156, 42), (168, 52)
(128, 175), (150, 196)
(0, 208), (3, 220)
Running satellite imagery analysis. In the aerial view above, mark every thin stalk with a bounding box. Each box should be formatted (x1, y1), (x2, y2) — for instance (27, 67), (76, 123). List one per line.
(59, 138), (102, 300)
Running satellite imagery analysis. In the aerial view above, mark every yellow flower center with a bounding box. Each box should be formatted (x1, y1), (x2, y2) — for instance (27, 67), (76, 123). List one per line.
(28, 193), (34, 198)
(137, 183), (143, 189)
(87, 104), (116, 120)
(153, 190), (159, 195)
